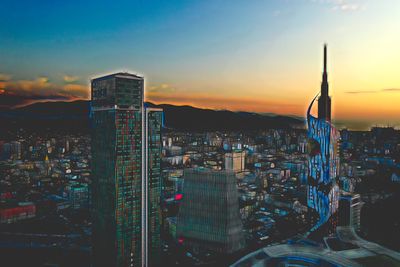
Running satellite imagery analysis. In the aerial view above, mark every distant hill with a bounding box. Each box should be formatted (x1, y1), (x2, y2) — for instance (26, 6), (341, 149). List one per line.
(0, 100), (304, 134)
(145, 103), (304, 131)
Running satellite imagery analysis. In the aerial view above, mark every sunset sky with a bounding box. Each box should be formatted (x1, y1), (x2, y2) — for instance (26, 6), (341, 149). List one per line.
(1, 0), (399, 129)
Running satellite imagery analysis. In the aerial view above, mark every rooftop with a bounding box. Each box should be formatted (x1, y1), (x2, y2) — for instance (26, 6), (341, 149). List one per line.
(91, 72), (143, 82)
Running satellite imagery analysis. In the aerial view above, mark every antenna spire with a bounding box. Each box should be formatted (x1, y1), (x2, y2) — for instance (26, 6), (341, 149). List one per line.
(318, 44), (331, 121)
(324, 44), (327, 74)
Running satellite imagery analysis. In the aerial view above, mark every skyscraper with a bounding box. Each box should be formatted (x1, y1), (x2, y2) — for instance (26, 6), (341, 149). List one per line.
(177, 168), (245, 254)
(307, 45), (340, 229)
(91, 72), (162, 267)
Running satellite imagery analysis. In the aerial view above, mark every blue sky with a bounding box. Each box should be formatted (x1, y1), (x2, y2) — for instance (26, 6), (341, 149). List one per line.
(1, 0), (400, 128)
(0, 0), (367, 80)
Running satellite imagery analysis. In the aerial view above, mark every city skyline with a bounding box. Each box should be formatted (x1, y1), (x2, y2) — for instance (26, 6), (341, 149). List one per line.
(1, 2), (400, 267)
(1, 0), (400, 129)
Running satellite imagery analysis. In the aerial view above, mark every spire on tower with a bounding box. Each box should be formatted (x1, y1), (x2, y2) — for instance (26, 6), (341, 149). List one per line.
(318, 44), (331, 121)
(321, 44), (329, 96)
(324, 44), (327, 74)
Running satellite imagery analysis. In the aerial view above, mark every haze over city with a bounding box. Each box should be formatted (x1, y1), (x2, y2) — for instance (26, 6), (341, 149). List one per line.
(1, 0), (400, 129)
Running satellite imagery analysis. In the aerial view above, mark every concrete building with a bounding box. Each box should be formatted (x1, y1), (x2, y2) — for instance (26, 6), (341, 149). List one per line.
(225, 150), (245, 172)
(65, 183), (89, 209)
(339, 192), (363, 231)
(0, 202), (36, 224)
(177, 168), (245, 254)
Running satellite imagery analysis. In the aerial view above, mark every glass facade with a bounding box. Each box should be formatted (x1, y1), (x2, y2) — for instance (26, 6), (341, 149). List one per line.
(177, 168), (245, 254)
(306, 46), (340, 231)
(307, 95), (340, 229)
(91, 73), (162, 267)
(145, 109), (163, 267)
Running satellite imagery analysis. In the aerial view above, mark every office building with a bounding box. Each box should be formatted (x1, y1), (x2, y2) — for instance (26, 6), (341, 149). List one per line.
(65, 183), (89, 210)
(91, 72), (162, 267)
(339, 192), (363, 231)
(224, 150), (245, 172)
(177, 168), (245, 254)
(10, 141), (22, 160)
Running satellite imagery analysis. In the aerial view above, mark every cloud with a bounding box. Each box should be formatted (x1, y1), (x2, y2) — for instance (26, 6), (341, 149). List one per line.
(332, 3), (361, 12)
(312, 0), (365, 12)
(63, 83), (88, 93)
(345, 90), (376, 94)
(147, 83), (176, 93)
(0, 76), (89, 108)
(382, 88), (400, 92)
(345, 88), (400, 94)
(63, 75), (80, 83)
(273, 10), (282, 17)
(0, 73), (11, 82)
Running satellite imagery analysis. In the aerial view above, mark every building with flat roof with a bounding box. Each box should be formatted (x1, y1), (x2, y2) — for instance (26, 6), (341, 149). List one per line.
(91, 72), (162, 267)
(339, 192), (363, 231)
(225, 150), (245, 173)
(177, 168), (245, 254)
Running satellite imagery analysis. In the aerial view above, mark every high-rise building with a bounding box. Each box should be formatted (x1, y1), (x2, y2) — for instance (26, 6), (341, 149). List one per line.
(224, 150), (245, 173)
(66, 183), (89, 210)
(307, 45), (340, 228)
(91, 72), (162, 267)
(339, 192), (363, 231)
(10, 141), (22, 160)
(177, 168), (245, 254)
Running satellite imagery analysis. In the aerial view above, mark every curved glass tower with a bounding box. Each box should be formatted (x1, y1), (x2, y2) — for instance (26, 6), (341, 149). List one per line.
(307, 45), (340, 230)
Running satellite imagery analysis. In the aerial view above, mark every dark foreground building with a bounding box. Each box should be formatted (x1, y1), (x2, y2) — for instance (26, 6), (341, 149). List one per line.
(338, 192), (363, 231)
(91, 72), (162, 267)
(177, 168), (245, 254)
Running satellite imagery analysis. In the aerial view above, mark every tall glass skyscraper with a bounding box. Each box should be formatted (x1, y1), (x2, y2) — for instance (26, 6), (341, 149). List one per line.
(307, 45), (340, 230)
(91, 72), (162, 267)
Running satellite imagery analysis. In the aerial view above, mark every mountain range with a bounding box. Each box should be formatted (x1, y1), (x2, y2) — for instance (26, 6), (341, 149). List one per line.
(0, 100), (304, 133)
